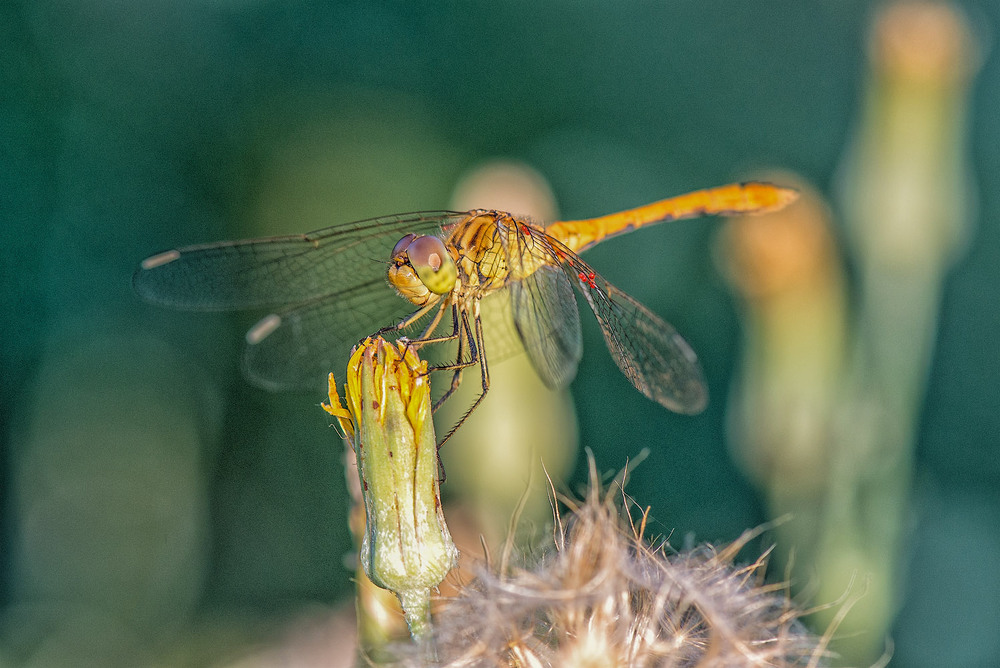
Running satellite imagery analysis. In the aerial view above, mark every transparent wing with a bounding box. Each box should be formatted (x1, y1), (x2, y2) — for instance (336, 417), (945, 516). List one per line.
(241, 278), (430, 392)
(530, 231), (707, 414)
(133, 211), (465, 310)
(508, 264), (582, 388)
(134, 210), (467, 392)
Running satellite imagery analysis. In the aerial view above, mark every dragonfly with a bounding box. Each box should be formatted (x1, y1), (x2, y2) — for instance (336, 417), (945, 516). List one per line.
(135, 182), (796, 433)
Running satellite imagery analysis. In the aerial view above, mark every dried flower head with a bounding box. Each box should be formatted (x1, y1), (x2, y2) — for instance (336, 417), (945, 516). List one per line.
(379, 461), (826, 667)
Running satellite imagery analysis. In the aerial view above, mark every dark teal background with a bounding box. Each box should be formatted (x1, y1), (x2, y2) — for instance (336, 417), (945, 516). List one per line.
(2, 2), (998, 666)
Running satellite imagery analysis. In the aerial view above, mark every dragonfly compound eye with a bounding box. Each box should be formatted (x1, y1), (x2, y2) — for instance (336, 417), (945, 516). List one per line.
(406, 235), (457, 295)
(391, 233), (417, 259)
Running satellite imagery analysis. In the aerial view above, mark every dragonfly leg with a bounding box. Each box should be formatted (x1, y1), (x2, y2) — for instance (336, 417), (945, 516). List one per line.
(389, 302), (477, 412)
(431, 305), (476, 412)
(376, 300), (441, 342)
(415, 300), (447, 340)
(438, 312), (490, 448)
(411, 303), (465, 347)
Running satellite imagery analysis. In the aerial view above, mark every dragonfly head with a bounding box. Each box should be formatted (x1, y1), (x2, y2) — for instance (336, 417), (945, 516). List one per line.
(388, 233), (458, 305)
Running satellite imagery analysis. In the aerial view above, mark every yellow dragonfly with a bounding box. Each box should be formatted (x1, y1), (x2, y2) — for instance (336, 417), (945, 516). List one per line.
(135, 182), (796, 428)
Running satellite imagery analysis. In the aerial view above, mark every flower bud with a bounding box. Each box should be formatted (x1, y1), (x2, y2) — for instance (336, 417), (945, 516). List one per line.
(324, 336), (457, 639)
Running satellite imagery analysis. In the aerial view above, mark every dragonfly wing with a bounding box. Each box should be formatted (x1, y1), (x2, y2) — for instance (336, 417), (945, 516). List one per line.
(134, 212), (464, 310)
(509, 265), (583, 388)
(579, 270), (706, 413)
(241, 278), (419, 392)
(532, 230), (707, 413)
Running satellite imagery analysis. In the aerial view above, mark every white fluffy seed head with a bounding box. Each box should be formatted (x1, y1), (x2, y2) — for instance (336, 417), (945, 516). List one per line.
(373, 470), (828, 667)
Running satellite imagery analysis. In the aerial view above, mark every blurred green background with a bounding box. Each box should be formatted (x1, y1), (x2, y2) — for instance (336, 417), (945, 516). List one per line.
(2, 1), (998, 666)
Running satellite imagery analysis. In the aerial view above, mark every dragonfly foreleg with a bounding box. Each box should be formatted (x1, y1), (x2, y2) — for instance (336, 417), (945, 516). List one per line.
(376, 300), (440, 341)
(415, 300), (448, 340)
(410, 302), (463, 347)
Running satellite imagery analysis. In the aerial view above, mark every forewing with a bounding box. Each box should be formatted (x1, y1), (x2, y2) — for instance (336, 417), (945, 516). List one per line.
(533, 232), (707, 413)
(509, 265), (582, 389)
(133, 211), (464, 310)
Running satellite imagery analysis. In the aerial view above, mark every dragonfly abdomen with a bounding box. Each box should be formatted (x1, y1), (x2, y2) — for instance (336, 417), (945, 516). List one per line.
(545, 182), (798, 253)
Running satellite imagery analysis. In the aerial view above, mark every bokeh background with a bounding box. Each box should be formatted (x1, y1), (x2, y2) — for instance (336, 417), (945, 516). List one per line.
(2, 1), (998, 666)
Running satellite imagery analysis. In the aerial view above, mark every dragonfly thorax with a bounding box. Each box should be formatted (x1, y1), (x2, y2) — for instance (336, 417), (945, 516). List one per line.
(388, 233), (459, 306)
